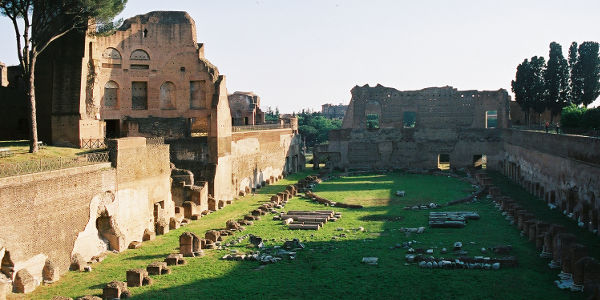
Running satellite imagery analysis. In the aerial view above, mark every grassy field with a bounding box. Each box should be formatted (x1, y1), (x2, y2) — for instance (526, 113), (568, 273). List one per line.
(0, 141), (89, 163)
(28, 170), (584, 300)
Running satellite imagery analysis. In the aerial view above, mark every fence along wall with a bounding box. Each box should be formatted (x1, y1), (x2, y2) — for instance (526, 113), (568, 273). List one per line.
(0, 137), (173, 292)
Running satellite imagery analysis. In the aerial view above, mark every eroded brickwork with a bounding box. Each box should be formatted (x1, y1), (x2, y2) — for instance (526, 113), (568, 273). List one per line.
(323, 85), (509, 169)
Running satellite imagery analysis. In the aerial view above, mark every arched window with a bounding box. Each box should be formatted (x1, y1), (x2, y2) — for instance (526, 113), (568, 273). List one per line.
(365, 100), (382, 129)
(104, 81), (119, 108)
(102, 48), (121, 59)
(160, 82), (176, 109)
(130, 49), (150, 60)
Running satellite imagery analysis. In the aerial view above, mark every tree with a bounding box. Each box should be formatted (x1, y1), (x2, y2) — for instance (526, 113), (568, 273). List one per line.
(0, 0), (126, 152)
(511, 56), (546, 125)
(569, 42), (583, 105)
(543, 42), (569, 122)
(575, 42), (600, 107)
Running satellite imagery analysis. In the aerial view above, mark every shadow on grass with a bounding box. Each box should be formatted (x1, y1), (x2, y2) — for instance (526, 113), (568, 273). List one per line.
(117, 171), (581, 300)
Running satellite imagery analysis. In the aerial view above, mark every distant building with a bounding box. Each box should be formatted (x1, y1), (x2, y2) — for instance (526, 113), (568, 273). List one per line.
(0, 62), (7, 87)
(228, 91), (265, 125)
(321, 103), (347, 119)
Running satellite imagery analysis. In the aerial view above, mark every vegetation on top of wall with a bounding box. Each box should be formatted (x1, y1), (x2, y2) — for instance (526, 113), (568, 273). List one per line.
(561, 104), (600, 130)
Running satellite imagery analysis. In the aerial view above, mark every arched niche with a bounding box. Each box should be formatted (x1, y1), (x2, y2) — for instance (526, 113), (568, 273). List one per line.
(130, 49), (150, 60)
(102, 47), (121, 59)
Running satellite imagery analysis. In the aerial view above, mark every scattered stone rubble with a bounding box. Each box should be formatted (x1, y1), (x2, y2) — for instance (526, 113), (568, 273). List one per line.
(428, 211), (480, 228)
(221, 238), (305, 264)
(404, 203), (439, 210)
(277, 210), (342, 230)
(484, 170), (600, 295)
(304, 190), (363, 209)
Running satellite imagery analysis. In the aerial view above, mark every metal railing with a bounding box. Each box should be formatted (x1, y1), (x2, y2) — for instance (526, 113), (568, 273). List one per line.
(232, 123), (292, 132)
(81, 139), (107, 150)
(0, 151), (110, 178)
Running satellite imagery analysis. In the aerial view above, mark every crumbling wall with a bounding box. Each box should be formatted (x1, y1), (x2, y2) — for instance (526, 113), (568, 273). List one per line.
(501, 129), (600, 232)
(325, 85), (509, 170)
(0, 137), (173, 293)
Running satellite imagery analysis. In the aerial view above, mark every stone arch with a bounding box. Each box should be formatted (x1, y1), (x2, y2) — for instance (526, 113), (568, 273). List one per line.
(104, 81), (119, 107)
(160, 81), (176, 109)
(130, 49), (150, 60)
(103, 47), (121, 59)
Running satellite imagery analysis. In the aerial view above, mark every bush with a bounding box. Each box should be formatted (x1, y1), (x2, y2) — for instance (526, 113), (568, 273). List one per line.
(561, 104), (600, 130)
(561, 104), (586, 128)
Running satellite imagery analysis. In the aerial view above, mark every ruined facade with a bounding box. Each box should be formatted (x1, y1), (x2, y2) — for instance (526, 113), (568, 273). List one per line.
(321, 103), (348, 119)
(27, 11), (304, 202)
(228, 91), (265, 126)
(319, 85), (509, 169)
(318, 83), (600, 234)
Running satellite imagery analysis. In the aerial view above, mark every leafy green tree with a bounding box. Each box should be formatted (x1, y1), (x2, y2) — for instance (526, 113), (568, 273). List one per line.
(543, 42), (569, 122)
(574, 42), (600, 107)
(0, 0), (127, 152)
(512, 57), (546, 124)
(297, 111), (341, 148)
(264, 106), (279, 123)
(569, 42), (582, 105)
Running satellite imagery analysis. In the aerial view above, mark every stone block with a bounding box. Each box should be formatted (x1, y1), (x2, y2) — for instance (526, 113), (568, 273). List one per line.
(564, 243), (588, 274)
(102, 281), (128, 300)
(183, 201), (198, 219)
(205, 230), (220, 243)
(180, 232), (202, 257)
(169, 217), (180, 230)
(147, 261), (169, 275)
(155, 218), (169, 235)
(128, 241), (142, 249)
(208, 197), (216, 211)
(42, 260), (60, 283)
(50, 296), (73, 300)
(226, 220), (241, 231)
(164, 254), (186, 266)
(143, 229), (156, 242)
(218, 200), (225, 209)
(70, 253), (87, 271)
(126, 269), (148, 287)
(552, 233), (577, 263)
(14, 269), (36, 293)
(76, 296), (102, 300)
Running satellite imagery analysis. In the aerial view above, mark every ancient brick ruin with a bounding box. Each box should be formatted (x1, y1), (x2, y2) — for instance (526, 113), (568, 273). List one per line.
(228, 91), (265, 126)
(317, 84), (599, 234)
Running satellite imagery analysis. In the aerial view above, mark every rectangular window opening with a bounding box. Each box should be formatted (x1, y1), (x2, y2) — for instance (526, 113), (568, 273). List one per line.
(486, 110), (498, 128)
(130, 64), (149, 70)
(403, 111), (416, 128)
(131, 81), (148, 110)
(438, 154), (450, 170)
(473, 154), (487, 170)
(366, 114), (380, 129)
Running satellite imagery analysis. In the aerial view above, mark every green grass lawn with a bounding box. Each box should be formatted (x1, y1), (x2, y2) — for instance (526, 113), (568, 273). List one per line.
(29, 171), (583, 300)
(0, 140), (89, 163)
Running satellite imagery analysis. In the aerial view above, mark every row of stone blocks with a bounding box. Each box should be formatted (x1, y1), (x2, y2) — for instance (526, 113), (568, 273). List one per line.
(495, 194), (600, 295)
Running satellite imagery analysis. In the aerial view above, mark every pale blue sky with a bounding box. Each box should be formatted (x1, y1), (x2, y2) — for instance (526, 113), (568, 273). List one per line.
(1, 0), (599, 112)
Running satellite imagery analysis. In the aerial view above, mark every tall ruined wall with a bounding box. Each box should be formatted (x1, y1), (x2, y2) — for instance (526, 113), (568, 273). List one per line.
(0, 87), (28, 140)
(501, 130), (600, 231)
(0, 137), (173, 292)
(327, 85), (509, 169)
(0, 164), (115, 286)
(230, 129), (303, 195)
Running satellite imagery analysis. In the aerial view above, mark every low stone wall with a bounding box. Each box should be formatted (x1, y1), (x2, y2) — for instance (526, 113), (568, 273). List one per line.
(0, 137), (174, 294)
(501, 130), (600, 232)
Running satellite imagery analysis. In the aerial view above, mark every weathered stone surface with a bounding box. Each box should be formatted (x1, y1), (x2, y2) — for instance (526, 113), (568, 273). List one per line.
(43, 259), (60, 283)
(14, 269), (36, 293)
(70, 253), (87, 271)
(156, 218), (169, 235)
(169, 217), (180, 230)
(143, 229), (156, 242)
(76, 296), (102, 300)
(226, 220), (241, 231)
(126, 269), (149, 287)
(165, 254), (186, 266)
(205, 230), (220, 243)
(147, 261), (169, 275)
(103, 281), (128, 300)
(128, 241), (142, 249)
(180, 232), (202, 257)
(51, 296), (73, 300)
